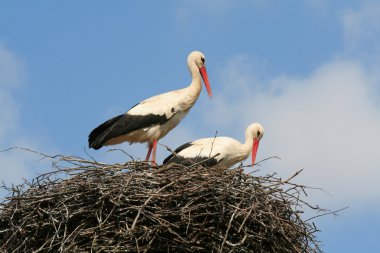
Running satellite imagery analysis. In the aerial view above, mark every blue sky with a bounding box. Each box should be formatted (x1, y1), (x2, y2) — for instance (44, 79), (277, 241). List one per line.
(1, 1), (380, 251)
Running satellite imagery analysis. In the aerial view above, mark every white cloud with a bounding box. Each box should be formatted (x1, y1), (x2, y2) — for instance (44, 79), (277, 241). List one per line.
(0, 44), (25, 91)
(0, 45), (25, 140)
(195, 1), (380, 210)
(305, 0), (330, 15)
(201, 55), (380, 209)
(176, 0), (234, 19)
(175, 0), (268, 21)
(0, 92), (19, 141)
(341, 1), (380, 56)
(0, 44), (52, 193)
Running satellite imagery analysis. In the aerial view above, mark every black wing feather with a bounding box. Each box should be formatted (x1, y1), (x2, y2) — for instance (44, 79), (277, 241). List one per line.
(163, 142), (220, 167)
(163, 142), (193, 164)
(88, 110), (169, 150)
(164, 155), (220, 167)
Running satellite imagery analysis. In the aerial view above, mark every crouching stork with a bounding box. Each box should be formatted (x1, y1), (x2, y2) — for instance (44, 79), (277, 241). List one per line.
(163, 123), (264, 168)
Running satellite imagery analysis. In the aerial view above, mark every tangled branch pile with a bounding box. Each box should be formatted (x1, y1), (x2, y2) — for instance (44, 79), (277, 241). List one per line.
(0, 153), (324, 252)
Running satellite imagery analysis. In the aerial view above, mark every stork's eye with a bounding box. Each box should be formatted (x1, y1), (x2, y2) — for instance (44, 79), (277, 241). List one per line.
(257, 130), (261, 137)
(201, 57), (205, 64)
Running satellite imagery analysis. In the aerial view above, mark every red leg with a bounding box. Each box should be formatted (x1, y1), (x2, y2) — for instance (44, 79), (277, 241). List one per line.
(145, 143), (153, 161)
(152, 139), (158, 165)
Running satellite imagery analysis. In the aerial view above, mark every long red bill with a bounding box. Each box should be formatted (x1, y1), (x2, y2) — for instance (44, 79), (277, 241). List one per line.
(199, 66), (212, 98)
(252, 139), (260, 168)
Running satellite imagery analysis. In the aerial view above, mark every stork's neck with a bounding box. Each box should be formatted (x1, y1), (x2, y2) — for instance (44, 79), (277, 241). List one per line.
(181, 62), (203, 110)
(188, 61), (202, 94)
(242, 128), (255, 158)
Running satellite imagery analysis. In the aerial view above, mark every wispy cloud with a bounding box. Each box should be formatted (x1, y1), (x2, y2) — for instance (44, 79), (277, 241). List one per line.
(0, 44), (25, 140)
(197, 2), (380, 208)
(0, 44), (25, 91)
(203, 56), (380, 208)
(305, 0), (330, 15)
(0, 44), (53, 190)
(341, 1), (380, 59)
(175, 0), (268, 21)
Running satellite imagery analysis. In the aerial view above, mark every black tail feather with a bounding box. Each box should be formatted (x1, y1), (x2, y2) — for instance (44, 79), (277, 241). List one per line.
(88, 114), (124, 149)
(163, 155), (220, 167)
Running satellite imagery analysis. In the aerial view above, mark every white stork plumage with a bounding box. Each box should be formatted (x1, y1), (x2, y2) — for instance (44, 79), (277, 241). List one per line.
(88, 51), (212, 164)
(163, 123), (264, 168)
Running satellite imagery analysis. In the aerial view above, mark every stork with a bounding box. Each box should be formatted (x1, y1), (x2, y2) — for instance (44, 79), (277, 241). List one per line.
(163, 123), (264, 168)
(88, 51), (212, 164)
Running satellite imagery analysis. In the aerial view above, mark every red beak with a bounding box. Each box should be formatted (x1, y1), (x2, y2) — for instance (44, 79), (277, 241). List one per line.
(252, 139), (260, 168)
(199, 66), (212, 98)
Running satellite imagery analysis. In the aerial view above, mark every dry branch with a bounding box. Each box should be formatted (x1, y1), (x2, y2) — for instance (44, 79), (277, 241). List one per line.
(0, 151), (328, 252)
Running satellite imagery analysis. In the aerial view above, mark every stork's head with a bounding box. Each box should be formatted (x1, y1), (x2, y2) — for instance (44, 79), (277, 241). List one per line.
(247, 123), (265, 168)
(251, 123), (264, 140)
(187, 51), (212, 97)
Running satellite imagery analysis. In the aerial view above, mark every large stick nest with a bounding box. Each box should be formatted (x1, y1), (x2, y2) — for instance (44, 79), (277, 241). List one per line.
(0, 152), (324, 252)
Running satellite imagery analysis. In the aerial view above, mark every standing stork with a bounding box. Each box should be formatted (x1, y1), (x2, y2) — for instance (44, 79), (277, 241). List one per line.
(163, 123), (264, 168)
(88, 51), (212, 164)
